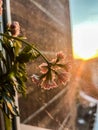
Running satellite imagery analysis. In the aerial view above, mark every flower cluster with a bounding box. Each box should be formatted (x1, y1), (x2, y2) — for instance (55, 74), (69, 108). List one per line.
(31, 51), (71, 90)
(0, 0), (3, 15)
(7, 21), (20, 37)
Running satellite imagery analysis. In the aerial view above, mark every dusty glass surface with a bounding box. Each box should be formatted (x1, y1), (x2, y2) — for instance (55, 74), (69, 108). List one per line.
(11, 0), (72, 129)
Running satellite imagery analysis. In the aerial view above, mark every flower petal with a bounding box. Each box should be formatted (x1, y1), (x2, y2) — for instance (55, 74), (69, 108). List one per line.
(57, 72), (70, 85)
(31, 74), (40, 84)
(39, 63), (48, 74)
(41, 79), (58, 90)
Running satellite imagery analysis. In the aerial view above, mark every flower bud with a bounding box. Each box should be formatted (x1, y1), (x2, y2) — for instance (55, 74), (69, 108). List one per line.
(8, 21), (20, 37)
(0, 0), (3, 16)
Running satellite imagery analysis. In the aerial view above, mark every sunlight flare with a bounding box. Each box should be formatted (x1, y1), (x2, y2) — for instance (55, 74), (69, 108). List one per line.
(72, 23), (98, 60)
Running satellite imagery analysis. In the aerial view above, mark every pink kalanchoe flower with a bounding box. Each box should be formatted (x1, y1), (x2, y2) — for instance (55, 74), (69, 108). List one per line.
(0, 7), (2, 15)
(41, 79), (58, 90)
(65, 62), (72, 72)
(56, 51), (65, 60)
(39, 63), (48, 74)
(31, 74), (40, 84)
(0, 0), (3, 6)
(0, 0), (3, 16)
(50, 58), (56, 64)
(8, 21), (20, 37)
(57, 72), (70, 85)
(10, 21), (20, 29)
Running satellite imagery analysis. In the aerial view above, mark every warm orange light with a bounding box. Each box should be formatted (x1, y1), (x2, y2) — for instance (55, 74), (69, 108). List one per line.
(73, 51), (98, 60)
(72, 23), (98, 60)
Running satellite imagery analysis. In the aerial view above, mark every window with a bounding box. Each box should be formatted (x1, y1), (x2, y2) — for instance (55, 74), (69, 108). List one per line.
(11, 0), (72, 129)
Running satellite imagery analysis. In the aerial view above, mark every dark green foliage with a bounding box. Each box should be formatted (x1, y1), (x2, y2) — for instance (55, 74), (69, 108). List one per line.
(0, 34), (40, 118)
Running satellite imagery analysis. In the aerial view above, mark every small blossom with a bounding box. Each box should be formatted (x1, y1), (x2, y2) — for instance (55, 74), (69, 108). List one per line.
(39, 63), (48, 74)
(65, 62), (72, 72)
(0, 7), (2, 15)
(10, 21), (20, 29)
(57, 51), (65, 60)
(0, 0), (3, 16)
(41, 79), (58, 90)
(50, 58), (57, 64)
(0, 0), (3, 6)
(31, 51), (71, 89)
(8, 21), (20, 37)
(50, 52), (65, 64)
(31, 74), (40, 84)
(56, 72), (70, 85)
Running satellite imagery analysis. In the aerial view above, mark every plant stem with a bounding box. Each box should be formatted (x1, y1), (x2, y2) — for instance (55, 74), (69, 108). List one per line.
(0, 33), (49, 64)
(4, 113), (12, 130)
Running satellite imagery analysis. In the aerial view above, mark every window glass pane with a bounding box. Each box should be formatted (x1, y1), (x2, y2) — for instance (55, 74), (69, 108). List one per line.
(11, 0), (72, 129)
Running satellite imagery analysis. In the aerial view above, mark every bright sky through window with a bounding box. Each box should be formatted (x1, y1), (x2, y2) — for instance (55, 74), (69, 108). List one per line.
(73, 23), (98, 60)
(69, 0), (98, 60)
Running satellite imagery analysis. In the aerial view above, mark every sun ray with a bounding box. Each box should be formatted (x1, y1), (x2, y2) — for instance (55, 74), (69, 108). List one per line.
(72, 23), (98, 60)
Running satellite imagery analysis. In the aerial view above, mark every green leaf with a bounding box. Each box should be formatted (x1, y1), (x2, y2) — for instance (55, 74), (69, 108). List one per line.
(13, 40), (22, 56)
(4, 83), (16, 97)
(16, 52), (33, 63)
(0, 50), (7, 68)
(21, 45), (32, 52)
(0, 39), (15, 62)
(16, 76), (26, 94)
(16, 45), (40, 63)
